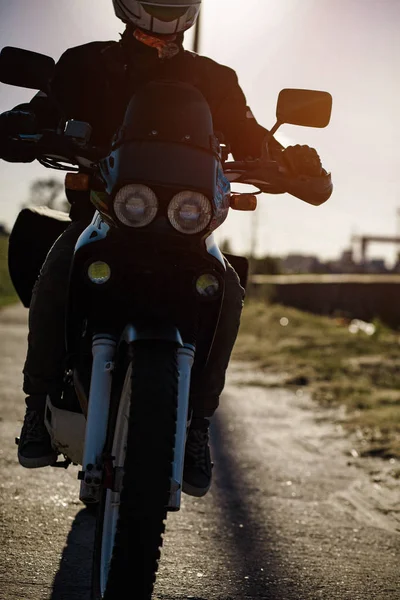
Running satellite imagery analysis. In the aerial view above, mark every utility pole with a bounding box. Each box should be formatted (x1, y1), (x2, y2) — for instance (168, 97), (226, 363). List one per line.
(192, 7), (201, 53)
(192, 1), (260, 265)
(250, 211), (258, 260)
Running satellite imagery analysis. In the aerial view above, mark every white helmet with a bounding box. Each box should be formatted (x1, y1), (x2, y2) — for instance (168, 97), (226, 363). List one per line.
(113, 0), (201, 35)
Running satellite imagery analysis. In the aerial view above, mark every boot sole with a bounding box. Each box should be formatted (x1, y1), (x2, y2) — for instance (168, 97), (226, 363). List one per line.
(182, 479), (211, 497)
(18, 452), (58, 469)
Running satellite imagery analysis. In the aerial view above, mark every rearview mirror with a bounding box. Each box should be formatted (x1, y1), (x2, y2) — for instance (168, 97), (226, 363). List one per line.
(276, 89), (332, 128)
(0, 46), (55, 91)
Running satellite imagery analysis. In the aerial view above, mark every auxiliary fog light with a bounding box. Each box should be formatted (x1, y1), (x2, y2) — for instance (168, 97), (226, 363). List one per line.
(88, 261), (111, 284)
(195, 274), (220, 298)
(168, 191), (211, 234)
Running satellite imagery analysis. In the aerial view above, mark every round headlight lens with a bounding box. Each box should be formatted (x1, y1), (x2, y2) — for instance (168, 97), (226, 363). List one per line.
(168, 191), (212, 234)
(113, 184), (158, 228)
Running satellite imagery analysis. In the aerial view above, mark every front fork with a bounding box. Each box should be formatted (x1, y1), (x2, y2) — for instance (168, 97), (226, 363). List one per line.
(169, 344), (194, 510)
(79, 334), (116, 504)
(79, 333), (194, 511)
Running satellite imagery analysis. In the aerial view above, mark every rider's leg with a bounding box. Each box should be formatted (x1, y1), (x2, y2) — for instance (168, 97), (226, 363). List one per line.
(183, 260), (245, 496)
(18, 221), (85, 468)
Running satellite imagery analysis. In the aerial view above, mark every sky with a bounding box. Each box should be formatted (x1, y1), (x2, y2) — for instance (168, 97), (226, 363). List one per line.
(0, 0), (399, 262)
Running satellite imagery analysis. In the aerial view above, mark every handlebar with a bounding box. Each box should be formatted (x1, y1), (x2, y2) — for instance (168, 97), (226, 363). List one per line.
(224, 158), (332, 206)
(224, 159), (284, 193)
(0, 131), (103, 166)
(0, 131), (332, 206)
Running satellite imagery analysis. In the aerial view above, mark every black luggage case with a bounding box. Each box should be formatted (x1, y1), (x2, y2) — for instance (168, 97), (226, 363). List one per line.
(8, 206), (70, 307)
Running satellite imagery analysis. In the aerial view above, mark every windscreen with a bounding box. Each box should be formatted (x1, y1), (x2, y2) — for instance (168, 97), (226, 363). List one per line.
(119, 80), (214, 151)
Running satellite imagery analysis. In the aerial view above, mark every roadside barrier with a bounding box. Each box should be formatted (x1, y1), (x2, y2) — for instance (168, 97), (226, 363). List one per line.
(249, 274), (400, 329)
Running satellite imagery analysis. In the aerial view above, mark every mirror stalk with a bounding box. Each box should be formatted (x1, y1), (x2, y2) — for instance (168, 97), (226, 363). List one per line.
(263, 121), (283, 159)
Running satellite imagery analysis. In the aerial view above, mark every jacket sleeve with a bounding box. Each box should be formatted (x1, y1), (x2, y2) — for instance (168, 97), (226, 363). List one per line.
(211, 66), (277, 161)
(25, 42), (115, 134)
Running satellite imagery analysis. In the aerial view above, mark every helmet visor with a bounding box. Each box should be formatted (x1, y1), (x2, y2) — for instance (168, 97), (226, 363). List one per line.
(142, 5), (189, 21)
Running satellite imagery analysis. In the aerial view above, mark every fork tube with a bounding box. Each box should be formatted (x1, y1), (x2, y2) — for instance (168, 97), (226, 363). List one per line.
(79, 334), (116, 503)
(168, 344), (195, 510)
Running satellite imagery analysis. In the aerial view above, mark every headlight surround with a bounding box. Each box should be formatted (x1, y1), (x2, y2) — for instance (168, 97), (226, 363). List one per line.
(167, 191), (212, 235)
(113, 184), (158, 228)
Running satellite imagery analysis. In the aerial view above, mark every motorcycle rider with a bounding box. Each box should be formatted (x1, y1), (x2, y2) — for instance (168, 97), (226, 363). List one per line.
(0, 0), (332, 497)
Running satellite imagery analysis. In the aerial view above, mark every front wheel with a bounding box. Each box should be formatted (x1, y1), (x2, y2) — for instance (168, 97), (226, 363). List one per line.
(91, 340), (179, 599)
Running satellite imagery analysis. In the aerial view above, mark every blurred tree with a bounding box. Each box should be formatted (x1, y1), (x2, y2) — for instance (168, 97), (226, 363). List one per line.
(249, 255), (282, 275)
(27, 178), (68, 212)
(0, 223), (9, 237)
(220, 238), (233, 254)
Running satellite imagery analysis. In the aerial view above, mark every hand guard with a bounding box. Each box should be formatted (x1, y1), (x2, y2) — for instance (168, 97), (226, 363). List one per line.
(282, 144), (323, 178)
(0, 109), (38, 163)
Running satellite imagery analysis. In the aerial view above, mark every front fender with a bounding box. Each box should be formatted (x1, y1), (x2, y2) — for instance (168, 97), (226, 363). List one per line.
(121, 323), (184, 346)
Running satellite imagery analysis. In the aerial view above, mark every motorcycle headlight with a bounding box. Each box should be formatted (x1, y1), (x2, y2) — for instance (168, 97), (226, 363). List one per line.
(167, 191), (212, 235)
(113, 184), (158, 228)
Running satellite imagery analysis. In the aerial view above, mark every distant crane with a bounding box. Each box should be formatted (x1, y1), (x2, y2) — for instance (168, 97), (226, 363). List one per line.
(351, 208), (400, 264)
(352, 234), (400, 263)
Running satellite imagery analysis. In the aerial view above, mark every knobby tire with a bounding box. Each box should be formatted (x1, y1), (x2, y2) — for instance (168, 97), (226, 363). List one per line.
(92, 340), (179, 599)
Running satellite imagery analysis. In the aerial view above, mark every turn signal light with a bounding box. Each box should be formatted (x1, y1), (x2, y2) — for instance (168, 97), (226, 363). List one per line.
(229, 193), (257, 211)
(65, 173), (90, 191)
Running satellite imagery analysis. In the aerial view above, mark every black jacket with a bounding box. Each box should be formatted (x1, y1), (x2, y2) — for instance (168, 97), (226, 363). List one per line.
(30, 29), (270, 161)
(17, 29), (331, 212)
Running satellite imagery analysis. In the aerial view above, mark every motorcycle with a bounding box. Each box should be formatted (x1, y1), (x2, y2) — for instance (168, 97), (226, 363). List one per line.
(0, 46), (332, 599)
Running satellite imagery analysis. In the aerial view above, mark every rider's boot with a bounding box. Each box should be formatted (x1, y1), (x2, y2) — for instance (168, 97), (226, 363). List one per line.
(17, 395), (57, 468)
(182, 416), (213, 497)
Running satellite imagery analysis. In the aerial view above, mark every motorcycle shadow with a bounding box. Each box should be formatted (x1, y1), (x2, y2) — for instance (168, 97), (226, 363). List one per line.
(50, 503), (210, 600)
(49, 411), (285, 600)
(50, 505), (96, 600)
(210, 412), (288, 600)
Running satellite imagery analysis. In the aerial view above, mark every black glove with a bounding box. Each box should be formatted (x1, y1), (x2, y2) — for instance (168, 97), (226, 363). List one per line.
(0, 108), (38, 163)
(282, 144), (323, 178)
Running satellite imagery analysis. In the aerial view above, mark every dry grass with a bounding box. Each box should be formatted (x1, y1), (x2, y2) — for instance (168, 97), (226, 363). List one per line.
(0, 236), (18, 308)
(234, 301), (400, 459)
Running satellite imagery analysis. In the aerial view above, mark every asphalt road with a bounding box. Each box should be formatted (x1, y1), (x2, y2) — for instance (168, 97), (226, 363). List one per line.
(0, 304), (399, 600)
